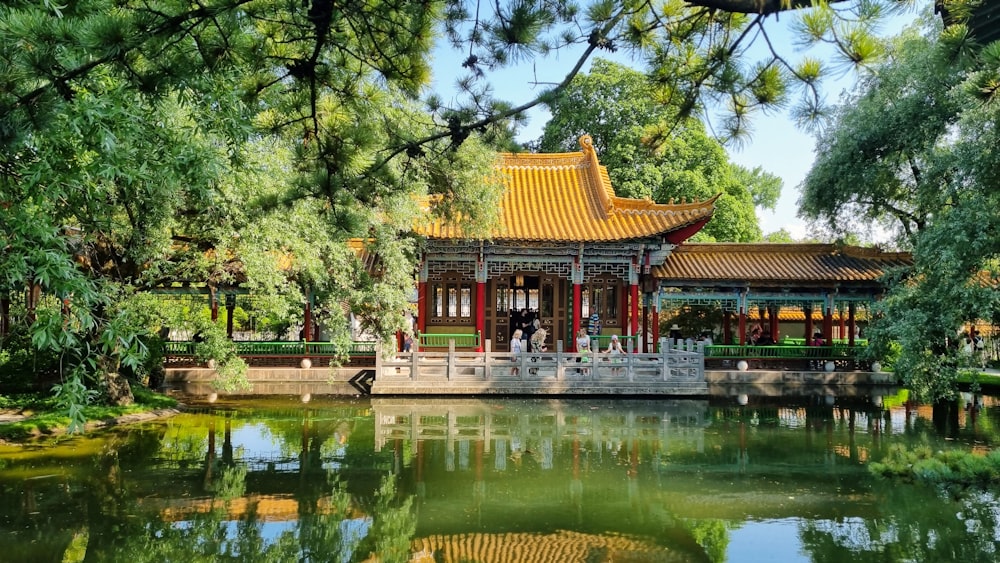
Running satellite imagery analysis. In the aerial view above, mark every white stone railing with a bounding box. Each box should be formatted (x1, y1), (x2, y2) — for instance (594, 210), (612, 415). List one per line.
(374, 338), (704, 386)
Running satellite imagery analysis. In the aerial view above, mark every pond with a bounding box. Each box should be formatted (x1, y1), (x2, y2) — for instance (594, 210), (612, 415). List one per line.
(2, 391), (999, 562)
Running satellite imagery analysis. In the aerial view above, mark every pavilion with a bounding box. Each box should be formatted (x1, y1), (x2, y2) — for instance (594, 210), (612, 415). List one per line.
(411, 135), (910, 354)
(412, 134), (717, 353)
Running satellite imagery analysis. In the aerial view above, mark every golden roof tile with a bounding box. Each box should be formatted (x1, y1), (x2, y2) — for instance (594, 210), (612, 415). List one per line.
(653, 243), (912, 283)
(417, 135), (718, 242)
(412, 530), (684, 563)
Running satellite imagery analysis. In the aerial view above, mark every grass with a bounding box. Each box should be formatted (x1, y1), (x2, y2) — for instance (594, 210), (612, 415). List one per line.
(0, 382), (178, 441)
(957, 369), (1000, 386)
(870, 444), (1000, 488)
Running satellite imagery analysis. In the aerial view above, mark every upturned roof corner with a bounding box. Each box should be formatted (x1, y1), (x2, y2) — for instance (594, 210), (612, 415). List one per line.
(416, 135), (718, 243)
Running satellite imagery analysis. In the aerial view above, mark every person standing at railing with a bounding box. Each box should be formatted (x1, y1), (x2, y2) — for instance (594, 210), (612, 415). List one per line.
(510, 309), (524, 338)
(523, 315), (538, 346)
(530, 327), (547, 353)
(973, 330), (986, 369)
(668, 324), (682, 343)
(587, 312), (602, 337)
(529, 327), (547, 376)
(605, 334), (624, 376)
(575, 328), (591, 375)
(510, 329), (523, 376)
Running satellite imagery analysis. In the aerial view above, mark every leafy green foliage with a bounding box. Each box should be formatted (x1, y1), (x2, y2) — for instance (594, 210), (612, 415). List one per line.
(50, 367), (100, 434)
(539, 59), (775, 242)
(0, 385), (177, 440)
(800, 22), (969, 243)
(1, 0), (511, 407)
(0, 1), (972, 409)
(800, 12), (1000, 400)
(870, 443), (1000, 487)
(357, 475), (417, 563)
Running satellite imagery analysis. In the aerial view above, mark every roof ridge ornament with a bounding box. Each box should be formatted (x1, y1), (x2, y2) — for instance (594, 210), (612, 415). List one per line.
(577, 134), (612, 217)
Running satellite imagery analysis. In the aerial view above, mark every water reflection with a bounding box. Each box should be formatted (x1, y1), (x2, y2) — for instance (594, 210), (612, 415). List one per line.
(1, 392), (999, 562)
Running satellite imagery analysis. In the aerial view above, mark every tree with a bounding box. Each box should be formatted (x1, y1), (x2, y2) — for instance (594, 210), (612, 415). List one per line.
(0, 1), (503, 413)
(539, 59), (777, 242)
(0, 1), (981, 413)
(798, 13), (1000, 400)
(761, 228), (797, 243)
(798, 20), (968, 245)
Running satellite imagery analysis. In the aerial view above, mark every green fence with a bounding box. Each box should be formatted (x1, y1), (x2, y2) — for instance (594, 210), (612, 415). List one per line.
(417, 332), (481, 348)
(780, 338), (868, 346)
(164, 340), (377, 357)
(703, 344), (862, 360)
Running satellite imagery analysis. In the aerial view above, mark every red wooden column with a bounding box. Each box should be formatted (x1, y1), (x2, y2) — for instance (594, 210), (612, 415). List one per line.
(629, 260), (639, 341)
(804, 303), (814, 341)
(652, 299), (660, 352)
(640, 252), (652, 353)
(848, 302), (857, 346)
(417, 260), (428, 335)
(226, 293), (236, 339)
(571, 258), (582, 351)
(822, 294), (834, 343)
(475, 259), (486, 352)
(641, 297), (649, 354)
(738, 291), (748, 345)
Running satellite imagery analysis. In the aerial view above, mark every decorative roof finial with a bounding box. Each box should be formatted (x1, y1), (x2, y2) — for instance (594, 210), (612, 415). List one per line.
(579, 134), (594, 154)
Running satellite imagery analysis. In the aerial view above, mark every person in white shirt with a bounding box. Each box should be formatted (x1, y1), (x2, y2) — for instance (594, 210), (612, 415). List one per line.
(605, 334), (624, 376)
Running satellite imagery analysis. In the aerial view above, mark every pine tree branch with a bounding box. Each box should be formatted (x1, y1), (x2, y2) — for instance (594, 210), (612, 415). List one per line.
(684, 0), (853, 15)
(366, 7), (633, 176)
(12, 0), (257, 113)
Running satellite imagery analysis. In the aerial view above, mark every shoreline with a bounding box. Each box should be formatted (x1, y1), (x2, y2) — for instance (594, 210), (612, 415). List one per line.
(0, 405), (184, 444)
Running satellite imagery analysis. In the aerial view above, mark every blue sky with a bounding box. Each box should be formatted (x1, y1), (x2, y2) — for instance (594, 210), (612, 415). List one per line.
(429, 5), (922, 240)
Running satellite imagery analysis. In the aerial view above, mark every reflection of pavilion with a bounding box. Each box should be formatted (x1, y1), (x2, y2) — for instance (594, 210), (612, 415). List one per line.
(370, 397), (894, 530)
(374, 398), (715, 550)
(411, 530), (690, 563)
(372, 398), (709, 454)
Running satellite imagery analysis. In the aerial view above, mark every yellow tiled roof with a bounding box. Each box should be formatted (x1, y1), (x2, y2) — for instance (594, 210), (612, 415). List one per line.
(411, 530), (683, 563)
(416, 135), (718, 242)
(653, 243), (912, 283)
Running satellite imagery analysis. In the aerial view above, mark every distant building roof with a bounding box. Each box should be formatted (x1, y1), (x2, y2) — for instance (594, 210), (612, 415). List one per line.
(653, 243), (912, 286)
(416, 135), (717, 243)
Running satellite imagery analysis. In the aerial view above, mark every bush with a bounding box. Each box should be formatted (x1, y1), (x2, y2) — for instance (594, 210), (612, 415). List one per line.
(870, 443), (1000, 488)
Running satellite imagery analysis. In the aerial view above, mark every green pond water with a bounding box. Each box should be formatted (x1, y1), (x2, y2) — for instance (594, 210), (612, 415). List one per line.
(2, 391), (999, 562)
